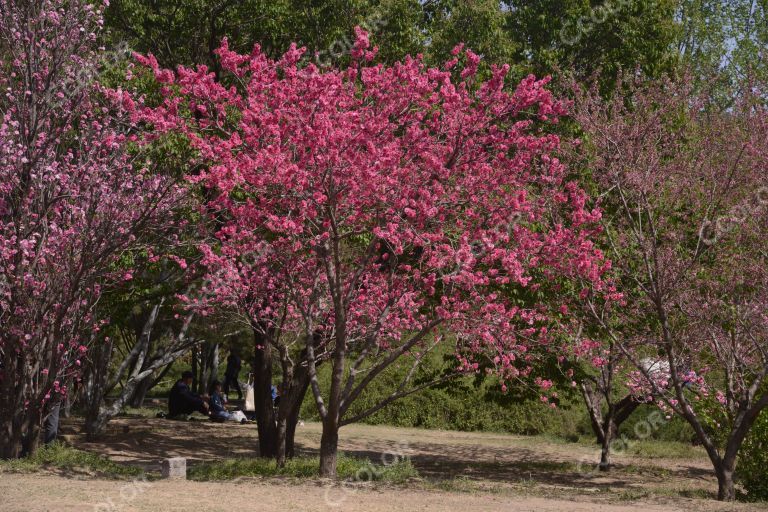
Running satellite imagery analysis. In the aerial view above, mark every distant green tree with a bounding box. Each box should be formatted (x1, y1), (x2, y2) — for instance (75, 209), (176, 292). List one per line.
(677, 0), (768, 107)
(422, 0), (520, 70)
(105, 0), (292, 68)
(504, 0), (678, 88)
(104, 0), (429, 68)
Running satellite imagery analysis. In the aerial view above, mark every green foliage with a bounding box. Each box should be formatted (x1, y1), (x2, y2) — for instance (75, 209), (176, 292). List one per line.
(677, 0), (768, 105)
(422, 0), (520, 71)
(302, 349), (585, 438)
(737, 409), (768, 502)
(104, 0), (424, 68)
(105, 0), (292, 66)
(187, 454), (418, 482)
(300, 346), (697, 447)
(0, 443), (144, 479)
(104, 0), (679, 86)
(505, 0), (678, 89)
(624, 439), (700, 459)
(618, 405), (696, 444)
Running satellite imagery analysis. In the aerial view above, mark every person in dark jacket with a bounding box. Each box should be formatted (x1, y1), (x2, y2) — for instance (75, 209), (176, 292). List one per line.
(223, 350), (242, 400)
(168, 371), (209, 417)
(43, 399), (61, 444)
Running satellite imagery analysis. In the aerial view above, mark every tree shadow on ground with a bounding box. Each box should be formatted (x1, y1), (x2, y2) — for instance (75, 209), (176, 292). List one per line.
(60, 416), (713, 495)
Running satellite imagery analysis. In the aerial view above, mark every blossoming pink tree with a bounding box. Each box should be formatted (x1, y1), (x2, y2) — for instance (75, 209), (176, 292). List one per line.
(571, 72), (768, 500)
(190, 243), (323, 465)
(0, 0), (183, 457)
(138, 29), (607, 477)
(556, 318), (642, 471)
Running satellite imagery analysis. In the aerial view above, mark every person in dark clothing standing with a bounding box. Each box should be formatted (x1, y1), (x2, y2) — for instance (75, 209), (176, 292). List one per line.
(168, 371), (209, 417)
(43, 399), (61, 445)
(223, 350), (242, 400)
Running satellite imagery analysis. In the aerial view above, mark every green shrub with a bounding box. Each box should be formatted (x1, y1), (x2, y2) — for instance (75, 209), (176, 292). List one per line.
(300, 366), (586, 437)
(737, 409), (768, 502)
(618, 405), (695, 443)
(299, 352), (693, 444)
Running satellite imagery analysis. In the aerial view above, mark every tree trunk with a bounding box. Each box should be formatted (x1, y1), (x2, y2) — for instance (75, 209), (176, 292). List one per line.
(715, 462), (736, 501)
(21, 416), (41, 457)
(0, 374), (26, 459)
(319, 420), (339, 478)
(0, 418), (23, 459)
(580, 381), (605, 443)
(253, 326), (277, 458)
(198, 342), (215, 393)
(285, 375), (309, 459)
(276, 417), (288, 467)
(128, 377), (154, 408)
(579, 380), (641, 472)
(192, 345), (201, 394)
(85, 368), (144, 438)
(84, 406), (111, 438)
(83, 338), (114, 439)
(62, 392), (73, 419)
(210, 343), (219, 385)
(599, 420), (615, 471)
(286, 405), (301, 459)
(274, 359), (311, 465)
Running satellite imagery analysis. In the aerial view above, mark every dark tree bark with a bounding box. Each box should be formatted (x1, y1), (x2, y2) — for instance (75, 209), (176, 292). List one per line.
(83, 335), (117, 440)
(274, 349), (312, 466)
(285, 394), (304, 459)
(253, 324), (278, 458)
(319, 423), (339, 478)
(249, 323), (315, 465)
(1, 341), (42, 458)
(128, 377), (154, 408)
(580, 380), (640, 471)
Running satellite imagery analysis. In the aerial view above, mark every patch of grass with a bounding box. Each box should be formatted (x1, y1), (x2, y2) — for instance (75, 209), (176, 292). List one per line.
(673, 488), (713, 499)
(645, 486), (713, 500)
(428, 476), (504, 494)
(624, 439), (699, 459)
(615, 488), (652, 501)
(0, 442), (143, 479)
(511, 460), (578, 473)
(619, 464), (672, 477)
(376, 458), (420, 484)
(188, 454), (418, 483)
(120, 406), (164, 418)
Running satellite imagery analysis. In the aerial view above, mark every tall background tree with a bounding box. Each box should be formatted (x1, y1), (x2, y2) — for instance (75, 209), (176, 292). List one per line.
(0, 0), (185, 457)
(572, 71), (768, 501)
(677, 0), (768, 106)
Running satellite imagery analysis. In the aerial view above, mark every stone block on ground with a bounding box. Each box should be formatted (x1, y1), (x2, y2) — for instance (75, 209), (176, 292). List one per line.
(161, 457), (186, 479)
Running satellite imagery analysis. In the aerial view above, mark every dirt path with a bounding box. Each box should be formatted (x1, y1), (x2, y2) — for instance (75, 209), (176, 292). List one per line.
(0, 473), (724, 512)
(1, 417), (764, 512)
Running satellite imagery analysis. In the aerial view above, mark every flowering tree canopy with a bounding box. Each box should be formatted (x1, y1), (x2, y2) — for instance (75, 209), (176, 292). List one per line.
(571, 72), (768, 500)
(136, 28), (607, 476)
(0, 0), (184, 457)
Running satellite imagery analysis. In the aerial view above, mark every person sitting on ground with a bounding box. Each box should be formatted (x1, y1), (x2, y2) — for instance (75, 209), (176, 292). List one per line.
(168, 371), (209, 418)
(209, 380), (233, 421)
